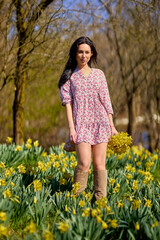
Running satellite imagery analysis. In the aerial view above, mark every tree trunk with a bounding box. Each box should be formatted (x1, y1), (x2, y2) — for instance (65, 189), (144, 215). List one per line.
(13, 46), (27, 144)
(127, 96), (134, 136)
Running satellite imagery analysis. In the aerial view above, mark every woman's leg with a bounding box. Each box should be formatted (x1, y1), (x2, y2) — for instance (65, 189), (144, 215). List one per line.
(92, 143), (108, 200)
(73, 143), (91, 194)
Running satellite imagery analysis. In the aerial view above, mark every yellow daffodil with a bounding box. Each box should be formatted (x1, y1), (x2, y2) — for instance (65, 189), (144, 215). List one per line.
(26, 143), (31, 149)
(42, 152), (47, 157)
(144, 199), (152, 208)
(82, 208), (90, 217)
(27, 138), (32, 144)
(33, 180), (42, 192)
(91, 209), (97, 217)
(0, 162), (5, 168)
(24, 221), (36, 233)
(102, 221), (108, 229)
(58, 220), (69, 233)
(34, 196), (37, 204)
(79, 200), (86, 207)
(0, 224), (8, 237)
(72, 208), (76, 215)
(132, 180), (138, 191)
(109, 219), (118, 228)
(117, 200), (124, 208)
(6, 137), (13, 143)
(3, 189), (12, 198)
(17, 164), (26, 174)
(152, 220), (158, 228)
(108, 132), (132, 154)
(33, 140), (39, 147)
(43, 229), (54, 240)
(109, 178), (116, 186)
(0, 212), (7, 221)
(132, 198), (142, 210)
(0, 179), (7, 186)
(135, 222), (140, 230)
(10, 182), (15, 187)
(15, 145), (21, 151)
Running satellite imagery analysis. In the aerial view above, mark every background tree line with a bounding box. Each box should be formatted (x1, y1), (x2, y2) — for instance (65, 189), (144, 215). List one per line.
(0, 0), (159, 151)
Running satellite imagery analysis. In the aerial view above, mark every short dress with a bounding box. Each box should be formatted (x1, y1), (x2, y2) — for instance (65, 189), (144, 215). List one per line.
(60, 68), (113, 145)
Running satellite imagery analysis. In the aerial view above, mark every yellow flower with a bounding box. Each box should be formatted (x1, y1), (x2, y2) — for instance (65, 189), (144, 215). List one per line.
(33, 140), (39, 147)
(136, 222), (140, 230)
(42, 152), (47, 157)
(0, 224), (8, 236)
(152, 220), (158, 228)
(0, 162), (5, 168)
(110, 219), (118, 228)
(15, 145), (21, 151)
(0, 179), (7, 186)
(53, 162), (60, 168)
(58, 220), (69, 233)
(136, 161), (141, 166)
(144, 199), (152, 208)
(6, 137), (13, 143)
(109, 178), (116, 186)
(65, 205), (68, 212)
(91, 209), (97, 217)
(79, 200), (86, 207)
(89, 169), (92, 174)
(10, 182), (15, 187)
(106, 206), (111, 213)
(108, 132), (132, 154)
(132, 198), (141, 210)
(117, 200), (124, 208)
(72, 208), (76, 215)
(66, 191), (70, 198)
(126, 173), (133, 179)
(26, 143), (31, 149)
(0, 212), (7, 221)
(3, 189), (12, 198)
(132, 180), (138, 191)
(5, 168), (12, 178)
(43, 229), (54, 240)
(34, 196), (37, 204)
(131, 167), (136, 173)
(38, 161), (47, 171)
(82, 208), (90, 217)
(33, 180), (42, 192)
(27, 138), (32, 144)
(72, 182), (80, 194)
(96, 215), (102, 223)
(102, 221), (108, 229)
(125, 164), (132, 172)
(24, 221), (36, 233)
(17, 164), (26, 174)
(59, 178), (67, 185)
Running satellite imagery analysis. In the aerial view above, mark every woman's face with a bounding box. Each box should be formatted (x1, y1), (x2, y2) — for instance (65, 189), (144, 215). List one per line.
(76, 44), (93, 68)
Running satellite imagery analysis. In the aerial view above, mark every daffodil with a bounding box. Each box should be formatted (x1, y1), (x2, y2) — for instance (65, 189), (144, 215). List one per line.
(0, 212), (7, 221)
(135, 222), (140, 230)
(3, 189), (12, 198)
(33, 140), (39, 147)
(58, 220), (69, 233)
(43, 229), (54, 240)
(24, 221), (36, 233)
(109, 178), (115, 186)
(15, 145), (21, 151)
(79, 200), (86, 207)
(152, 220), (158, 228)
(102, 221), (108, 229)
(6, 137), (13, 143)
(108, 132), (132, 154)
(0, 162), (5, 168)
(17, 164), (26, 173)
(33, 180), (42, 192)
(82, 208), (90, 217)
(109, 219), (118, 228)
(0, 224), (8, 237)
(144, 199), (152, 208)
(0, 179), (7, 186)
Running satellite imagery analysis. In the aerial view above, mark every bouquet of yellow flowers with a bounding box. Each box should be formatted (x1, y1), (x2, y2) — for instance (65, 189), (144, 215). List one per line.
(108, 132), (132, 154)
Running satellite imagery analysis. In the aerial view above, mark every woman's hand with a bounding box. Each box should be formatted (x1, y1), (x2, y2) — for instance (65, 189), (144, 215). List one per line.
(111, 126), (118, 135)
(69, 127), (77, 143)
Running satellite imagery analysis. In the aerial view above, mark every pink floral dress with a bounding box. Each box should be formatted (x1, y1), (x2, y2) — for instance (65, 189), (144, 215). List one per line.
(60, 68), (113, 145)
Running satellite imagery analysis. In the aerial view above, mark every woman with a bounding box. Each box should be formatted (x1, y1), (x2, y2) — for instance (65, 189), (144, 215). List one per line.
(59, 36), (118, 200)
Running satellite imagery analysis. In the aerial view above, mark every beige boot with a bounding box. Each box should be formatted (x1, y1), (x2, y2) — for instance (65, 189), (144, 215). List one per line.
(73, 167), (89, 195)
(93, 170), (107, 200)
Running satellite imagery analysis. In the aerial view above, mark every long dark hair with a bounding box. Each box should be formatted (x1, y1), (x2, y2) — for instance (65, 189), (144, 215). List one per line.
(58, 36), (97, 88)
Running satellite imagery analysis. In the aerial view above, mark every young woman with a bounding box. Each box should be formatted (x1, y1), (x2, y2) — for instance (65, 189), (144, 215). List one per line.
(59, 36), (118, 200)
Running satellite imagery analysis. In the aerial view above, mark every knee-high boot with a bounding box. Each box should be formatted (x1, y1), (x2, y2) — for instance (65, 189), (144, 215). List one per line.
(93, 170), (107, 200)
(73, 167), (89, 195)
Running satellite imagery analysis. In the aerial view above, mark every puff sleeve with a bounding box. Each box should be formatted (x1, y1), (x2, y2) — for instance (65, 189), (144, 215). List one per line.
(60, 79), (73, 106)
(98, 71), (113, 115)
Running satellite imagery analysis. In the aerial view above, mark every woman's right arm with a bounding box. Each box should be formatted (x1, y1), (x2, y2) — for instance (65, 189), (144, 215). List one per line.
(65, 103), (77, 143)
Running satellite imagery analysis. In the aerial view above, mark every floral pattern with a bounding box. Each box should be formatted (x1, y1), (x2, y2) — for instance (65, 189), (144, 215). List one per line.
(60, 68), (113, 145)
